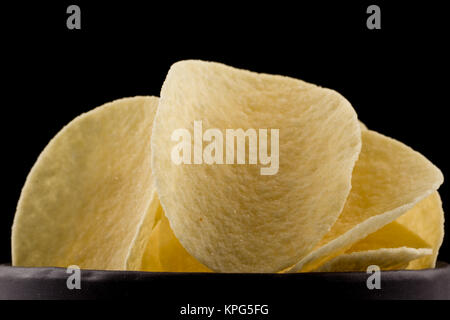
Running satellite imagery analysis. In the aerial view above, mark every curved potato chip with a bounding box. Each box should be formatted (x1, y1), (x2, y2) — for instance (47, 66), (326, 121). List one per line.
(396, 192), (444, 269)
(140, 219), (164, 271)
(347, 221), (431, 252)
(139, 205), (211, 272)
(125, 190), (161, 270)
(12, 96), (159, 270)
(359, 121), (368, 131)
(152, 60), (361, 272)
(289, 129), (443, 272)
(314, 248), (431, 272)
(305, 221), (432, 272)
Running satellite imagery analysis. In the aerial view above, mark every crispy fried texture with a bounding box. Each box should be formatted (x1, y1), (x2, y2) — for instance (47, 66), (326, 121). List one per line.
(152, 60), (361, 272)
(12, 97), (159, 270)
(289, 130), (443, 272)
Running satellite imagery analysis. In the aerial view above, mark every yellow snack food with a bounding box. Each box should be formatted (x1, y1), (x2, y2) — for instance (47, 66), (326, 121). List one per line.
(289, 130), (443, 272)
(152, 60), (362, 272)
(12, 97), (159, 270)
(397, 192), (445, 269)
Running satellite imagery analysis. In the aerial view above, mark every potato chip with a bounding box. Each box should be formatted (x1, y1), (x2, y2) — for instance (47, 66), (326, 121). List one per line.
(359, 121), (368, 131)
(140, 219), (163, 271)
(314, 248), (431, 272)
(139, 204), (211, 272)
(12, 96), (159, 270)
(289, 129), (443, 272)
(125, 190), (161, 270)
(301, 218), (433, 272)
(152, 60), (362, 272)
(396, 192), (444, 269)
(345, 220), (431, 252)
(139, 204), (434, 273)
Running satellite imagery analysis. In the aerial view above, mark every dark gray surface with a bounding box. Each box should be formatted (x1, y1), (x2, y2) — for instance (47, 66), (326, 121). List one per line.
(0, 262), (449, 300)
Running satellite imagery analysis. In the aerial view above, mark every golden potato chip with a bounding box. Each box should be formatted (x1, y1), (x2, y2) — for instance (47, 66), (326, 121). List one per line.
(314, 248), (431, 272)
(152, 60), (362, 272)
(140, 219), (163, 271)
(346, 220), (431, 252)
(289, 129), (443, 272)
(396, 192), (444, 269)
(12, 97), (159, 270)
(359, 121), (368, 131)
(305, 221), (432, 272)
(125, 190), (161, 270)
(139, 204), (211, 272)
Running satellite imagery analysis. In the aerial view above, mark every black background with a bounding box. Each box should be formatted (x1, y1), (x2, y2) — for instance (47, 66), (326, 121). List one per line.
(1, 1), (449, 268)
